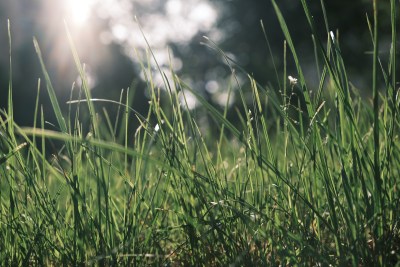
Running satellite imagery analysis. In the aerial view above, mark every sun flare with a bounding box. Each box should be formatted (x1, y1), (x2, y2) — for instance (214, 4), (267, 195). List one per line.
(63, 0), (95, 26)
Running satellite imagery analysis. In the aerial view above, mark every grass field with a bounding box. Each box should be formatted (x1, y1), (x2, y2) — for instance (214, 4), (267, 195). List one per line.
(1, 0), (399, 266)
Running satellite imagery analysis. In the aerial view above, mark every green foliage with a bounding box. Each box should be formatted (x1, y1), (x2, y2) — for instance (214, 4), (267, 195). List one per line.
(1, 1), (399, 266)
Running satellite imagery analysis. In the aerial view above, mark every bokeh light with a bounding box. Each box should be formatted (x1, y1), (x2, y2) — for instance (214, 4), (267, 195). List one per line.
(40, 0), (222, 93)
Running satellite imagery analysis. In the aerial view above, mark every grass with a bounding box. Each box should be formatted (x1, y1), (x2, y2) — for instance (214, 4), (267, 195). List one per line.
(1, 0), (399, 266)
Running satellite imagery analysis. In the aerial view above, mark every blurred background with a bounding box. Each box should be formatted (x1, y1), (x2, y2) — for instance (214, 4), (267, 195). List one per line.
(0, 0), (394, 127)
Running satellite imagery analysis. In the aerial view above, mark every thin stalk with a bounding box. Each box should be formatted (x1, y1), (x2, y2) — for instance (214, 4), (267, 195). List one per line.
(372, 0), (384, 264)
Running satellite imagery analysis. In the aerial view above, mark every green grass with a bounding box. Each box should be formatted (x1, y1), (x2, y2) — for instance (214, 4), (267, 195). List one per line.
(1, 1), (399, 266)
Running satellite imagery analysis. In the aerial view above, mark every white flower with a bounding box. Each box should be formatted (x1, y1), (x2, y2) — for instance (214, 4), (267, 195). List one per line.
(154, 120), (164, 132)
(288, 75), (298, 86)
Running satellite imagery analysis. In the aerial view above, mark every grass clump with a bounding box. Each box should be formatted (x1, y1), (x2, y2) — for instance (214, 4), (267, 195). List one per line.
(1, 0), (399, 266)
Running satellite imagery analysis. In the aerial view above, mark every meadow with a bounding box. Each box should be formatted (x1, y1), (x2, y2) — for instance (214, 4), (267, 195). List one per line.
(1, 0), (399, 265)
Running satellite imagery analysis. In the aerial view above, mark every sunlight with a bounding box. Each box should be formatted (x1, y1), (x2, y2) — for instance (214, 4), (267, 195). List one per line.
(63, 0), (95, 26)
(38, 0), (221, 93)
(55, 0), (220, 68)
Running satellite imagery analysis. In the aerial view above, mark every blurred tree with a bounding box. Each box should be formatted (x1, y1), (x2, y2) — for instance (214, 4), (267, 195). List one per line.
(0, 0), (395, 128)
